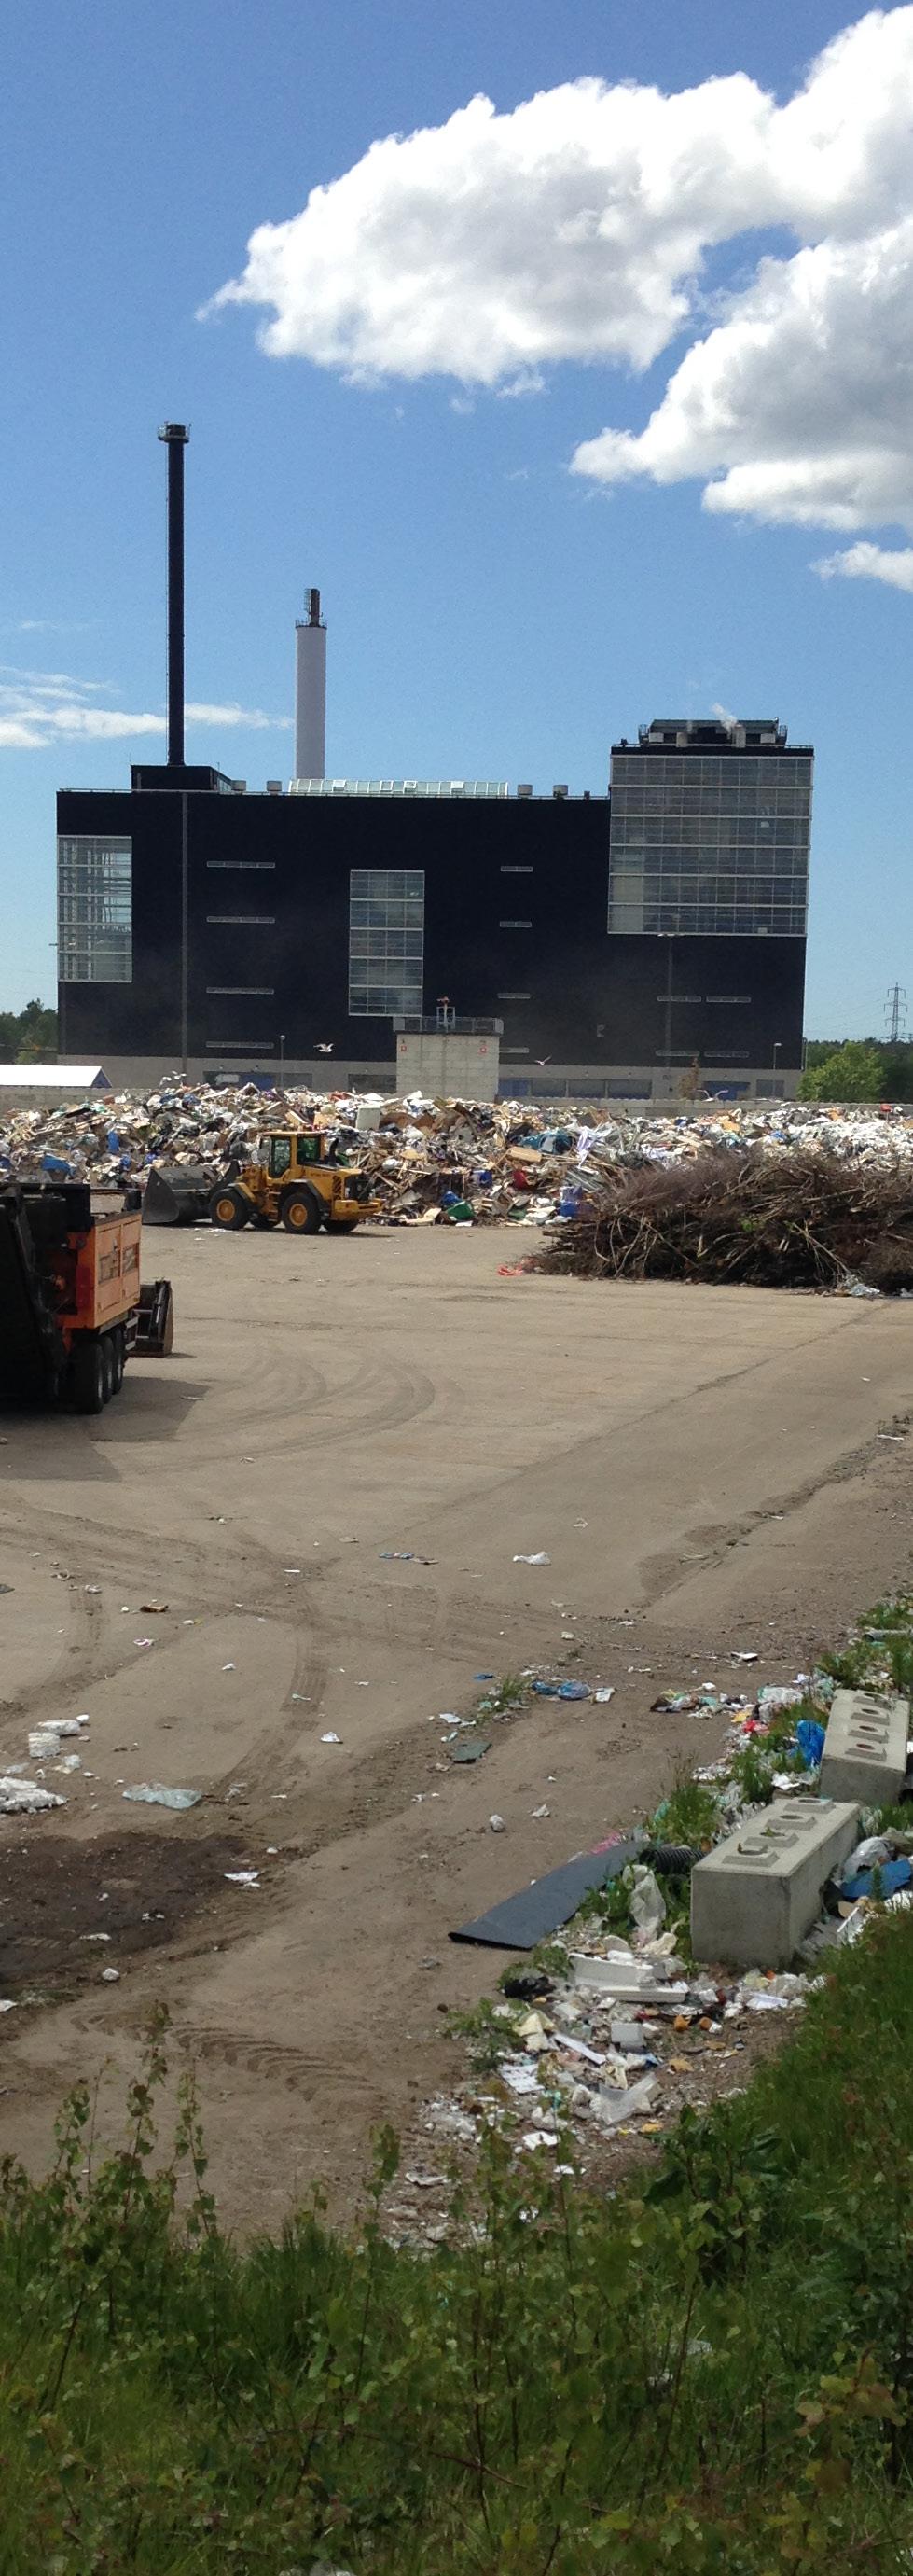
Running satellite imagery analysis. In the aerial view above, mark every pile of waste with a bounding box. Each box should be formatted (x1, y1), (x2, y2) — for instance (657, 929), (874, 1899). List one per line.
(384, 1616), (913, 2221)
(5, 1078), (913, 1232)
(537, 1145), (913, 1289)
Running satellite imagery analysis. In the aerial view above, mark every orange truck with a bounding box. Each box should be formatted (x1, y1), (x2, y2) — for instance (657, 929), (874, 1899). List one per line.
(0, 1180), (173, 1413)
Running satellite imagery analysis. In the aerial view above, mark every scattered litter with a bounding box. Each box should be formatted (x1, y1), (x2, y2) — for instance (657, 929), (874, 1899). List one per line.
(489, 1814), (506, 1832)
(123, 1784), (203, 1811)
(0, 1777), (64, 1815)
(513, 1552), (551, 1566)
(101, 1966), (120, 1983)
(449, 1737), (491, 1764)
(595, 1686), (616, 1704)
(532, 1803), (550, 1818)
(139, 1602), (169, 1614)
(320, 1732), (341, 1746)
(225, 1870), (259, 1887)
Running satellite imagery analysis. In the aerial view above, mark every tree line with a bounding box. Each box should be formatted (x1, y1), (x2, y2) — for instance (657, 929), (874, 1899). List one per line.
(0, 997), (59, 1062)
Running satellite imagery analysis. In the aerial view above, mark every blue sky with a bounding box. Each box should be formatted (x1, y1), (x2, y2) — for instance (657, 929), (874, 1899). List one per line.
(3, 0), (913, 1035)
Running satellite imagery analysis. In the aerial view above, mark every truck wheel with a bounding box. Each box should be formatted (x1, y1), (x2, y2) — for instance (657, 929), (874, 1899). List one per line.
(280, 1189), (321, 1235)
(100, 1337), (116, 1404)
(110, 1330), (125, 1393)
(210, 1186), (249, 1231)
(73, 1340), (104, 1415)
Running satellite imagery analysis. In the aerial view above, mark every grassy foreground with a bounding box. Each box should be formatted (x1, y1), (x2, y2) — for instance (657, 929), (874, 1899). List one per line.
(3, 1922), (913, 2574)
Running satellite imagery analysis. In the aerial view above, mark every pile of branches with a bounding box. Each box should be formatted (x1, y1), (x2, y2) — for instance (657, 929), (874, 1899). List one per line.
(539, 1148), (913, 1290)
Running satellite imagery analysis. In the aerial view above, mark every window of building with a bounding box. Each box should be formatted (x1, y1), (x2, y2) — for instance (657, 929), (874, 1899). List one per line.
(497, 990), (532, 1000)
(57, 836), (132, 982)
(206, 985), (275, 996)
(206, 860), (276, 870)
(500, 865), (533, 873)
(349, 868), (424, 1017)
(499, 918), (532, 928)
(204, 1039), (274, 1052)
(206, 914), (276, 926)
(608, 747), (811, 936)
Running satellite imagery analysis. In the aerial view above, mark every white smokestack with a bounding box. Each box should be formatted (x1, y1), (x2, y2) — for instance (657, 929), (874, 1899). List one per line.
(295, 588), (326, 779)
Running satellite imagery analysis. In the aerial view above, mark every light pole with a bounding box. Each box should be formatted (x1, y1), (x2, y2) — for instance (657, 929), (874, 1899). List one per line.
(773, 1040), (782, 1081)
(279, 1032), (286, 1087)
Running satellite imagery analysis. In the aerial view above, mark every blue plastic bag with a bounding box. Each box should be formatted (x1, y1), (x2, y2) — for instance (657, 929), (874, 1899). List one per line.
(795, 1718), (826, 1770)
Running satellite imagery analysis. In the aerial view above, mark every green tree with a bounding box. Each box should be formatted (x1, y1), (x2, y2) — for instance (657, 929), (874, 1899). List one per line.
(15, 997), (58, 1061)
(0, 998), (58, 1062)
(798, 1039), (886, 1101)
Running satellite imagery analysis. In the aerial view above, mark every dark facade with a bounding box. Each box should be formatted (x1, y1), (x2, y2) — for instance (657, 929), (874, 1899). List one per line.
(57, 748), (809, 1084)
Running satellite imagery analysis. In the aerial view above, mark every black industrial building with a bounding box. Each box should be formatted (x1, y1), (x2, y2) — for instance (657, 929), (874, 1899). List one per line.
(55, 426), (811, 1099)
(57, 756), (809, 1096)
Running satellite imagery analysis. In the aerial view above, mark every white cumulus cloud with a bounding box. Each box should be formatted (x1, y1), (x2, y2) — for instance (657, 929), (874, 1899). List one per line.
(816, 538), (913, 588)
(0, 668), (291, 753)
(206, 7), (913, 540)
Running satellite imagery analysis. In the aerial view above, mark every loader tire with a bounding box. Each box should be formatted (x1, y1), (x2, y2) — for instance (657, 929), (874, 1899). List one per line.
(210, 1185), (249, 1232)
(280, 1188), (322, 1235)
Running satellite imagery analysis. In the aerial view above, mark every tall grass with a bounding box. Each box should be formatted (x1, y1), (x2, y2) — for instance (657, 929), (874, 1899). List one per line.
(2, 1923), (913, 2571)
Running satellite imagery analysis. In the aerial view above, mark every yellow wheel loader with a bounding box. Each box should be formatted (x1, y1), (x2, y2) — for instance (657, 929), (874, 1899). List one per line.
(208, 1130), (379, 1235)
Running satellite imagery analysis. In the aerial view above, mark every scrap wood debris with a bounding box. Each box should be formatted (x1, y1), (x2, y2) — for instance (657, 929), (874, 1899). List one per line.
(8, 1076), (913, 1239)
(537, 1145), (913, 1290)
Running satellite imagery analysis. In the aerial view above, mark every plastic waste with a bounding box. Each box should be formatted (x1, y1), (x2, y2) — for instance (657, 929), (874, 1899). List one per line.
(795, 1717), (826, 1769)
(0, 1775), (64, 1814)
(629, 1865), (667, 1935)
(122, 1784), (202, 1810)
(513, 1552), (551, 1566)
(840, 1857), (912, 1901)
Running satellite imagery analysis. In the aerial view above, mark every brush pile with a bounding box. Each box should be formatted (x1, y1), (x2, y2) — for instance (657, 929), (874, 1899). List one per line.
(538, 1147), (913, 1290)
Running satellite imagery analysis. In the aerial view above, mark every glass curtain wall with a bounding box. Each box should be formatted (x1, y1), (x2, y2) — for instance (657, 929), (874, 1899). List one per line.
(608, 756), (811, 936)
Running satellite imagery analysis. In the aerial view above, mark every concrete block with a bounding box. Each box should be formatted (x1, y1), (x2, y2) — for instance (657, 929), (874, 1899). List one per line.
(691, 1797), (860, 1970)
(819, 1690), (909, 1807)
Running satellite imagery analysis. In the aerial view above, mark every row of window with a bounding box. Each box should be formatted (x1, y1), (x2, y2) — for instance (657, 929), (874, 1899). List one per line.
(612, 756), (812, 788)
(56, 844), (806, 1020)
(613, 785), (811, 812)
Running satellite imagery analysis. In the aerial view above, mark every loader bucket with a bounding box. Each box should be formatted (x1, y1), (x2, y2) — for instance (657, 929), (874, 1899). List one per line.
(143, 1164), (212, 1227)
(135, 1279), (174, 1356)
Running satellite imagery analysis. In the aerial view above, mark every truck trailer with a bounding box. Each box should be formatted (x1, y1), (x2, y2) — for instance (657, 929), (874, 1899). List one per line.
(0, 1181), (173, 1413)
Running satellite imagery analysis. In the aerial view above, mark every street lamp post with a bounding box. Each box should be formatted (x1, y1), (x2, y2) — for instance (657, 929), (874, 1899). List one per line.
(773, 1040), (782, 1082)
(279, 1032), (286, 1087)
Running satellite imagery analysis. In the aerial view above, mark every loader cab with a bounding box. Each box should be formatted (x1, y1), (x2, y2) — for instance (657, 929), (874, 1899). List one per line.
(257, 1131), (323, 1180)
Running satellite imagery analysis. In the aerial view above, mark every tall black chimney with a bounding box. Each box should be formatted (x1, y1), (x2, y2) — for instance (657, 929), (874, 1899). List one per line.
(158, 422), (189, 768)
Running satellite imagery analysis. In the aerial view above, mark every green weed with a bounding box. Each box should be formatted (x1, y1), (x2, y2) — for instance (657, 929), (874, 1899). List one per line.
(649, 1769), (721, 1850)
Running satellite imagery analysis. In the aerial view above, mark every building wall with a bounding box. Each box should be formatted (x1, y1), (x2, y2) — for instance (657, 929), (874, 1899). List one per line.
(58, 783), (807, 1076)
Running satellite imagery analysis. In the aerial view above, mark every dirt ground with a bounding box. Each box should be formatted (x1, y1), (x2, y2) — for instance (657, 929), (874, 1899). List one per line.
(0, 1226), (911, 2232)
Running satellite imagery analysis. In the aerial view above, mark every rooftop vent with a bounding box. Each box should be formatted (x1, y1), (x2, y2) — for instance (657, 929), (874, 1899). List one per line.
(553, 783), (569, 800)
(265, 779), (283, 795)
(517, 782), (533, 799)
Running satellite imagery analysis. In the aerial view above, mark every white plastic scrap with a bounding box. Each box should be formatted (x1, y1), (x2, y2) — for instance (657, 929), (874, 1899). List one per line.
(629, 1866), (667, 1936)
(123, 1784), (203, 1811)
(513, 1552), (551, 1566)
(0, 1776), (64, 1815)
